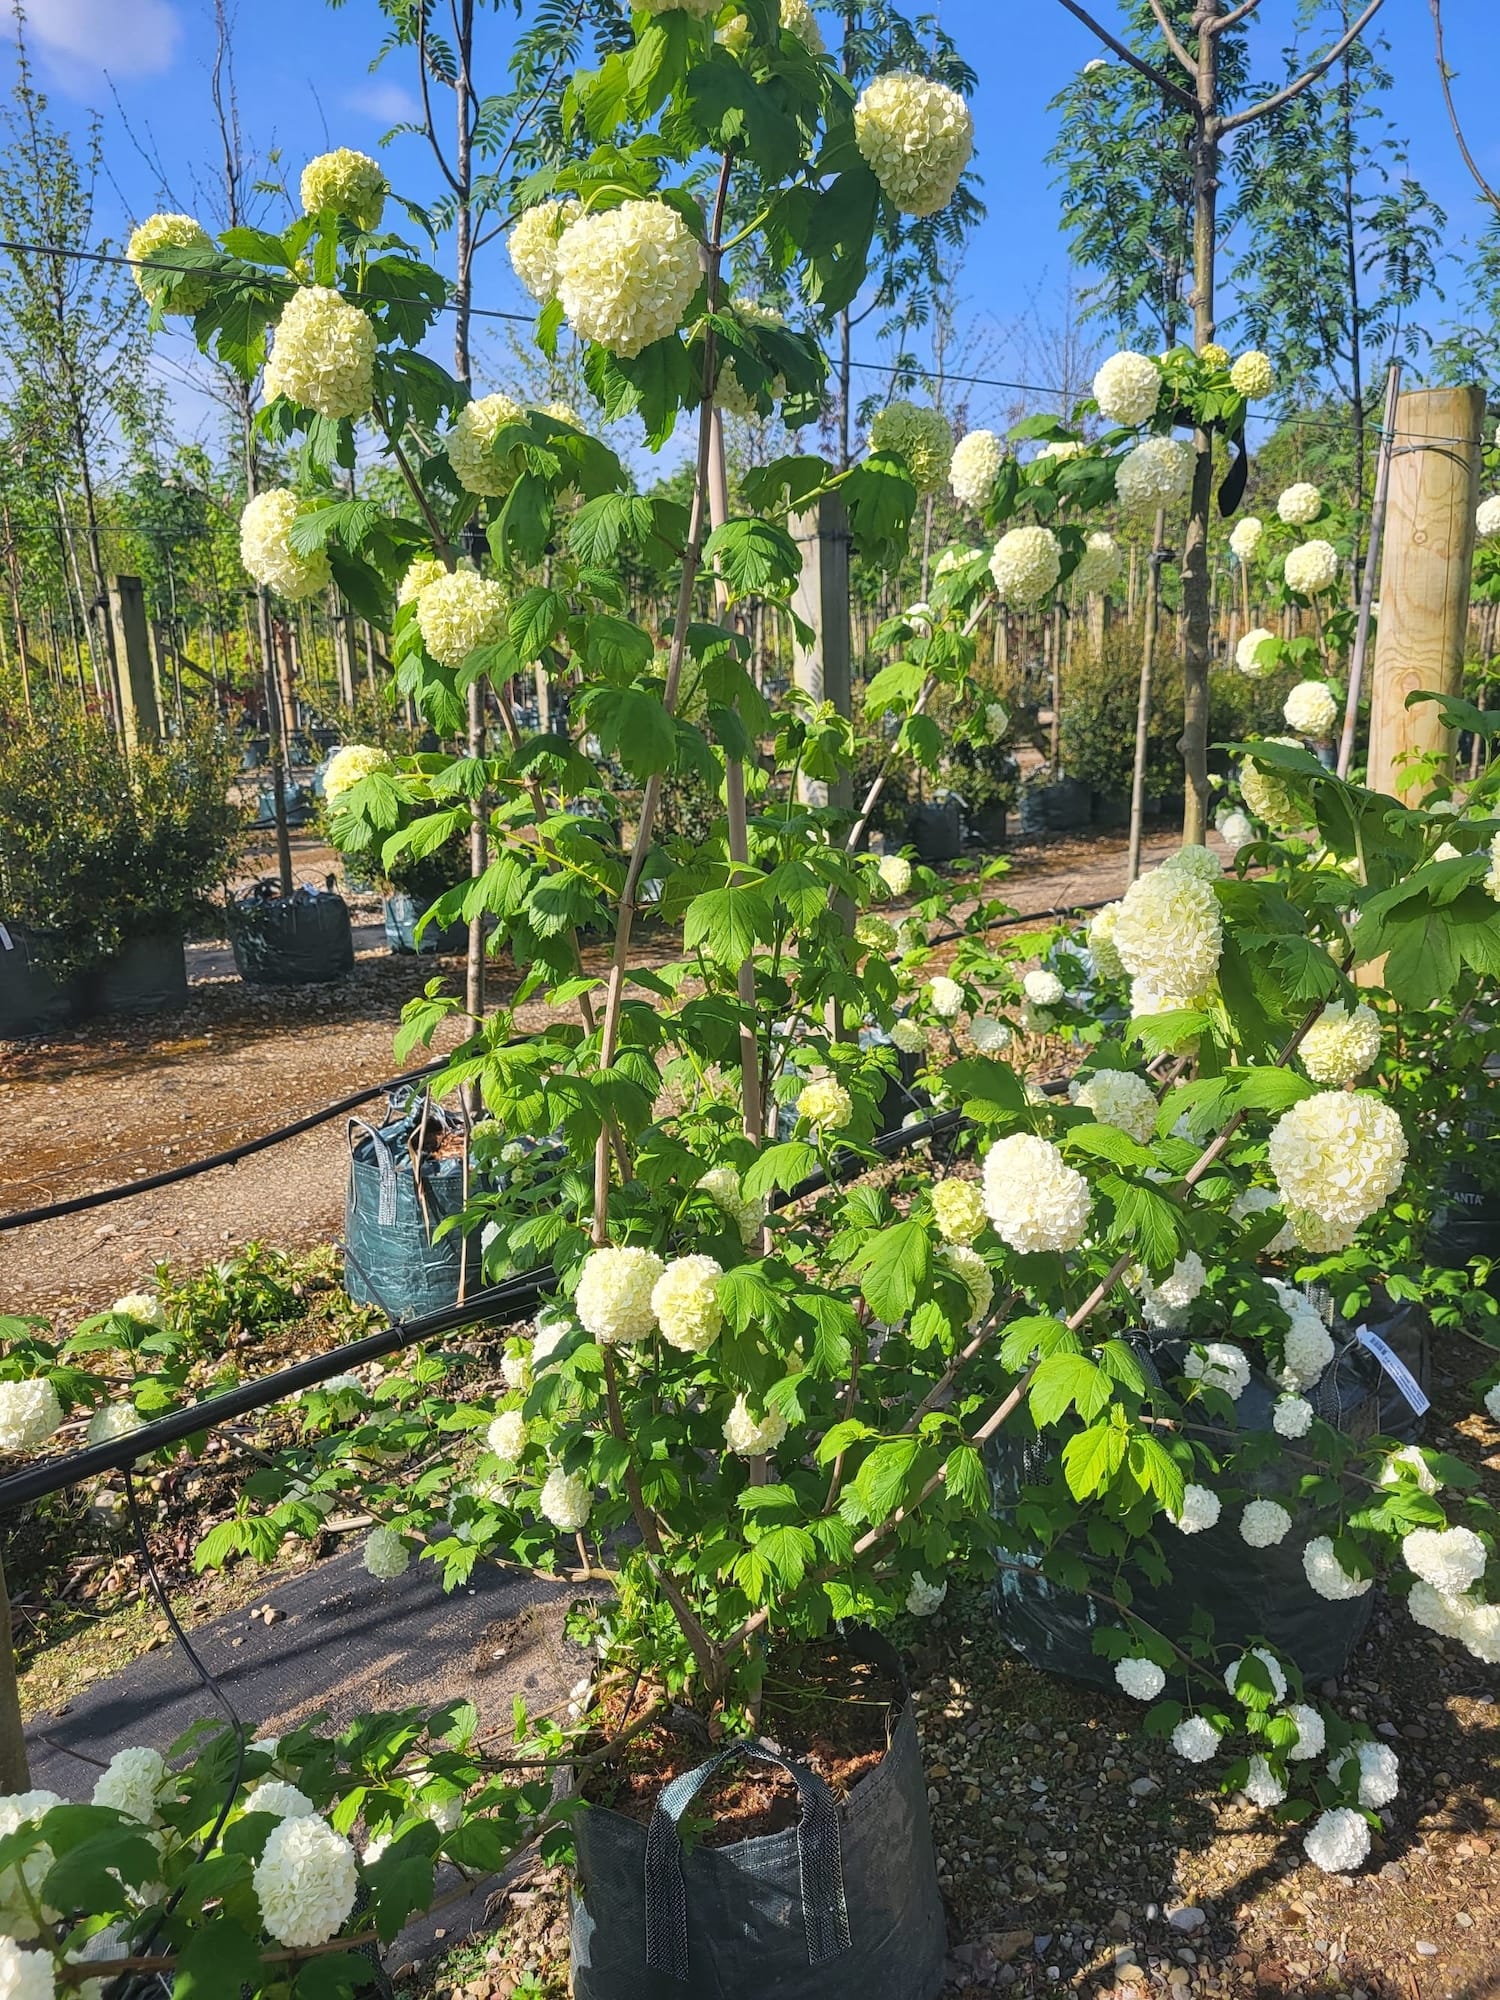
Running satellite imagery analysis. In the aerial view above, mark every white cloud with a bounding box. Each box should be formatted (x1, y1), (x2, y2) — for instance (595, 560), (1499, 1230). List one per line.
(343, 80), (420, 125)
(20, 0), (182, 80)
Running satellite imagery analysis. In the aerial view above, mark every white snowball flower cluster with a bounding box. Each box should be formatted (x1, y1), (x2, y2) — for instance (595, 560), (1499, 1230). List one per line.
(243, 1780), (316, 1821)
(1230, 350), (1274, 399)
(854, 72), (974, 217)
(777, 0), (826, 49)
(1240, 740), (1308, 830)
(1244, 1755), (1286, 1808)
(1110, 865), (1222, 1004)
(575, 1246), (665, 1344)
(1086, 902), (1124, 980)
(1278, 481), (1321, 525)
(240, 489), (332, 602)
(1477, 495), (1500, 541)
(651, 1254), (724, 1354)
(1235, 625), (1276, 676)
(1284, 679), (1339, 737)
(112, 1290), (164, 1324)
(1072, 531), (1123, 596)
(501, 1346), (530, 1392)
(877, 852), (912, 896)
(487, 1410), (528, 1461)
(1303, 1806), (1370, 1875)
(539, 1466), (592, 1531)
(906, 1573), (947, 1617)
(0, 1940), (51, 2000)
(890, 1019), (926, 1055)
(1163, 843), (1223, 883)
(1140, 1251), (1206, 1330)
(322, 744), (393, 801)
(1023, 967), (1064, 1007)
(1402, 1525), (1487, 1595)
(1299, 1001), (1380, 1088)
(397, 556), (452, 607)
(1224, 1646), (1287, 1703)
(1267, 1280), (1335, 1391)
(416, 570), (507, 667)
(1407, 1581), (1500, 1663)
(0, 1379), (62, 1454)
(724, 1394), (788, 1456)
(1114, 434), (1195, 513)
(263, 286), (375, 420)
(1285, 1702), (1326, 1759)
(797, 1077), (854, 1132)
(1240, 1499), (1292, 1548)
(254, 1813), (359, 1947)
(927, 975), (964, 1018)
(1069, 1069), (1157, 1145)
(1218, 809), (1255, 853)
(981, 1134), (1089, 1254)
(1114, 1656), (1165, 1701)
(127, 211), (215, 313)
(1267, 1091), (1407, 1237)
(940, 1245), (994, 1330)
(1172, 1483), (1222, 1535)
(696, 1166), (767, 1248)
(0, 1790), (62, 1938)
(1330, 1740), (1399, 1810)
(950, 429), (1004, 509)
(1382, 1444), (1441, 1495)
(1037, 439), (1087, 462)
(1284, 539), (1339, 599)
(1184, 1341), (1251, 1401)
(1171, 1715), (1221, 1763)
(93, 1746), (167, 1823)
(1303, 1535), (1372, 1601)
(1273, 1395), (1313, 1439)
(970, 1016), (1012, 1053)
(87, 1401), (142, 1446)
(932, 1178), (987, 1246)
(446, 393), (526, 497)
(869, 401), (955, 494)
(507, 198), (582, 301)
(1092, 351), (1162, 428)
(362, 1526), (410, 1580)
(554, 200), (702, 358)
(1486, 1381), (1500, 1424)
(301, 148), (387, 230)
(1229, 516), (1263, 565)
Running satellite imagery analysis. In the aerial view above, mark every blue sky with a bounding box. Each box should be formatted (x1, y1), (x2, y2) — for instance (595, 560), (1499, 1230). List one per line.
(14, 0), (1500, 446)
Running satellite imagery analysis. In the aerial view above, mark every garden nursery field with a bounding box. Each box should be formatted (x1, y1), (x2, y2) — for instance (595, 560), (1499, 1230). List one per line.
(3, 2), (1500, 1998)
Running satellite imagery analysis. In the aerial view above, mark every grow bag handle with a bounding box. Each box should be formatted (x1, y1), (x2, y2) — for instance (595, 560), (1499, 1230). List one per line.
(346, 1119), (400, 1229)
(642, 1740), (852, 1981)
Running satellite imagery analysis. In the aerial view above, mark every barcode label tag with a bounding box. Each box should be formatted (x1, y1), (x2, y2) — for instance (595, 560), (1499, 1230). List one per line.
(1356, 1326), (1430, 1417)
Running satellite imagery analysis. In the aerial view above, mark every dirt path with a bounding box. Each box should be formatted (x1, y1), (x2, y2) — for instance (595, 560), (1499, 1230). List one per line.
(0, 826), (1192, 1323)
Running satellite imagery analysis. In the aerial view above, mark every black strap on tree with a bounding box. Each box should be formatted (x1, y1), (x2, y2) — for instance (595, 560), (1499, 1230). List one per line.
(642, 1740), (852, 1981)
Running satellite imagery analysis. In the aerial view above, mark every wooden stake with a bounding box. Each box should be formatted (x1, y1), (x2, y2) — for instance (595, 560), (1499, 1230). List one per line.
(1127, 511), (1166, 883)
(1338, 360), (1403, 779)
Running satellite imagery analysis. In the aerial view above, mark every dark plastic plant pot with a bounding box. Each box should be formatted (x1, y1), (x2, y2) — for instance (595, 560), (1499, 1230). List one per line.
(1040, 777), (1091, 830)
(90, 933), (188, 1015)
(907, 798), (962, 865)
(383, 893), (468, 957)
(230, 888), (354, 987)
(967, 803), (1008, 848)
(0, 925), (84, 1037)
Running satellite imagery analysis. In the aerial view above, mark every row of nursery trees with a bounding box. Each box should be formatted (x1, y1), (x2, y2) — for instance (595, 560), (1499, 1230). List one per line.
(2, 1), (1500, 1993)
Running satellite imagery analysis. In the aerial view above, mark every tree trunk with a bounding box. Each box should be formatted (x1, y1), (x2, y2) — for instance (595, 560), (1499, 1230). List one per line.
(1180, 27), (1221, 848)
(0, 1553), (29, 1791)
(1128, 513), (1166, 883)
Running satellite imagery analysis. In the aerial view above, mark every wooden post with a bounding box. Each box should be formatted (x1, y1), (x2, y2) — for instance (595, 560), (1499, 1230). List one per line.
(1127, 514), (1167, 884)
(1367, 386), (1485, 801)
(0, 1554), (28, 1791)
(108, 575), (162, 755)
(791, 493), (853, 811)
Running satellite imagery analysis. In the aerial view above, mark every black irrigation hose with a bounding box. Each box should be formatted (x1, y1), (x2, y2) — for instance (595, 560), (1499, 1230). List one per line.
(924, 890), (1113, 953)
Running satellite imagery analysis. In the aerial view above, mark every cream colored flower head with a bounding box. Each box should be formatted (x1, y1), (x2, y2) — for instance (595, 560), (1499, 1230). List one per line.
(1284, 539), (1339, 598)
(1299, 1003), (1379, 1091)
(1278, 481), (1321, 526)
(300, 148), (387, 231)
(1093, 351), (1162, 428)
(397, 556), (455, 607)
(723, 1393), (788, 1456)
(127, 211), (215, 313)
(574, 1245), (665, 1344)
(446, 393), (527, 498)
(1070, 1068), (1157, 1145)
(322, 744), (393, 801)
(539, 1465), (592, 1530)
(651, 1254), (724, 1355)
(1229, 516), (1263, 565)
(1072, 531), (1122, 596)
(932, 1177), (987, 1246)
(415, 569), (507, 668)
(982, 1133), (1091, 1254)
(240, 490), (332, 603)
(1239, 738), (1308, 830)
(508, 198), (583, 303)
(1267, 1090), (1406, 1235)
(1111, 865), (1222, 1004)
(555, 199), (702, 359)
(263, 287), (375, 421)
(1477, 495), (1500, 541)
(1199, 342), (1230, 369)
(1235, 625), (1276, 676)
(797, 1076), (854, 1132)
(989, 525), (1061, 605)
(1230, 350), (1274, 399)
(1284, 679), (1338, 737)
(854, 72), (974, 217)
(1114, 434), (1195, 513)
(950, 429), (1004, 510)
(869, 400), (955, 495)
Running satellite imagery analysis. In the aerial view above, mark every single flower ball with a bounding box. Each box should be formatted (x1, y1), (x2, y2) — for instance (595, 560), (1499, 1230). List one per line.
(507, 197), (582, 301)
(1235, 625), (1277, 676)
(1381, 1444), (1442, 1495)
(950, 428), (1004, 509)
(244, 1779), (317, 1821)
(1268, 1279), (1336, 1391)
(1229, 515), (1264, 565)
(446, 393), (527, 497)
(1406, 1577), (1471, 1640)
(487, 1409), (528, 1461)
(1111, 865), (1222, 1004)
(1302, 1534), (1372, 1602)
(1219, 809), (1255, 854)
(1299, 1001), (1380, 1088)
(797, 1077), (854, 1132)
(1171, 1715), (1221, 1763)
(1477, 494), (1500, 541)
(240, 489), (332, 602)
(93, 1746), (167, 1823)
(397, 555), (453, 607)
(554, 199), (702, 359)
(696, 1167), (766, 1248)
(869, 400), (955, 495)
(1329, 1740), (1399, 1811)
(127, 211), (215, 313)
(86, 1401), (142, 1446)
(1244, 1753), (1286, 1808)
(300, 148), (387, 229)
(1087, 901), (1124, 979)
(263, 286), (375, 421)
(1023, 967), (1065, 1007)
(1185, 1341), (1251, 1402)
(1163, 843), (1223, 883)
(0, 1940), (52, 2000)
(1072, 530), (1123, 596)
(1303, 1806), (1370, 1875)
(1273, 1395), (1314, 1439)
(1114, 434), (1195, 513)
(1173, 1483), (1222, 1535)
(539, 1466), (592, 1531)
(1485, 1381), (1500, 1424)
(1284, 679), (1339, 738)
(1141, 1251), (1207, 1330)
(0, 1379), (63, 1454)
(856, 913), (898, 954)
(112, 1289), (164, 1324)
(1278, 481), (1322, 526)
(877, 852), (912, 896)
(969, 1016), (1012, 1054)
(940, 1244), (994, 1331)
(1284, 539), (1339, 599)
(0, 1790), (62, 1939)
(989, 525), (1061, 604)
(906, 1572), (947, 1617)
(1401, 1525), (1487, 1595)
(982, 1133), (1091, 1255)
(1093, 350), (1163, 428)
(501, 1346), (530, 1392)
(1200, 342), (1230, 368)
(1267, 1092), (1407, 1235)
(253, 1813), (359, 1948)
(854, 71), (974, 217)
(932, 1178), (987, 1247)
(416, 569), (508, 667)
(1114, 1656), (1165, 1701)
(323, 743), (393, 801)
(532, 1309), (572, 1368)
(651, 1254), (724, 1355)
(575, 1246), (665, 1345)
(927, 975), (964, 1019)
(362, 1526), (410, 1580)
(716, 297), (789, 414)
(1230, 350), (1275, 399)
(1070, 1069), (1157, 1145)
(1037, 438), (1087, 462)
(723, 1393), (788, 1456)
(1224, 1646), (1287, 1703)
(1240, 739), (1310, 830)
(1240, 1499), (1293, 1548)
(890, 1018), (926, 1055)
